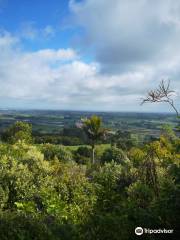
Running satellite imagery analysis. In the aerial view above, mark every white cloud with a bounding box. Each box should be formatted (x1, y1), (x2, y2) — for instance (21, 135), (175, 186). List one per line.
(0, 27), (179, 112)
(0, 33), (77, 100)
(19, 22), (56, 40)
(0, 0), (179, 112)
(69, 0), (180, 71)
(24, 48), (77, 63)
(67, 0), (180, 111)
(0, 31), (146, 110)
(0, 30), (19, 47)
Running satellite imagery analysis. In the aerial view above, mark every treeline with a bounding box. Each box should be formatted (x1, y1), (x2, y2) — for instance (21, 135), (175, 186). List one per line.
(0, 121), (139, 148)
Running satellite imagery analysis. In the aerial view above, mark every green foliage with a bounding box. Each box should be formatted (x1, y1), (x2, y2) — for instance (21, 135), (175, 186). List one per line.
(0, 119), (179, 239)
(129, 147), (146, 167)
(127, 181), (153, 208)
(100, 147), (128, 164)
(34, 134), (83, 146)
(1, 121), (33, 144)
(73, 146), (91, 164)
(80, 115), (107, 164)
(41, 143), (73, 162)
(0, 211), (78, 240)
(161, 124), (177, 141)
(112, 130), (138, 150)
(81, 115), (105, 143)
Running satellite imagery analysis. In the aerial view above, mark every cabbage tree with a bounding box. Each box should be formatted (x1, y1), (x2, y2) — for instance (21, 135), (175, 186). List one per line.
(80, 115), (106, 164)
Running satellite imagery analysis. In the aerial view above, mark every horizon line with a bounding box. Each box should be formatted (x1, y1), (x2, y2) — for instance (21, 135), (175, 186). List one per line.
(0, 108), (176, 115)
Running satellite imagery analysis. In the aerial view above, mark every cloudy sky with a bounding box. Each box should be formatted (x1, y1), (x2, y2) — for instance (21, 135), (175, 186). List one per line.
(0, 0), (180, 112)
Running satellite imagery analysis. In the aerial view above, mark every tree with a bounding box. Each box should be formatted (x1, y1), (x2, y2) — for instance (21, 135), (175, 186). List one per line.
(80, 115), (106, 164)
(101, 147), (128, 164)
(140, 147), (159, 196)
(73, 146), (91, 165)
(111, 130), (138, 150)
(1, 121), (33, 144)
(141, 80), (179, 117)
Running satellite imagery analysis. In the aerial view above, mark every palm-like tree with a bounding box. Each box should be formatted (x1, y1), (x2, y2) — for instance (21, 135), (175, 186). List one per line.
(80, 115), (106, 164)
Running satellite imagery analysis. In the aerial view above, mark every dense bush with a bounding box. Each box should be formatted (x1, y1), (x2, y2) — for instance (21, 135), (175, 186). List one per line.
(34, 135), (83, 146)
(73, 146), (91, 164)
(0, 211), (79, 240)
(40, 144), (73, 162)
(0, 121), (179, 239)
(100, 147), (128, 164)
(1, 121), (33, 144)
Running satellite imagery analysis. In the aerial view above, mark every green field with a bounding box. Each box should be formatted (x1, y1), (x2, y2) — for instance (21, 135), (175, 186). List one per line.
(0, 110), (178, 143)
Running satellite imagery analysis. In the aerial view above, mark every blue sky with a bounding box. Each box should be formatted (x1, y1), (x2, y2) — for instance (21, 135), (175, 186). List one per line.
(0, 0), (179, 112)
(0, 0), (74, 49)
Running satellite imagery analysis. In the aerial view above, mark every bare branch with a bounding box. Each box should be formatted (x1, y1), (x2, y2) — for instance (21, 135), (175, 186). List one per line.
(141, 80), (179, 117)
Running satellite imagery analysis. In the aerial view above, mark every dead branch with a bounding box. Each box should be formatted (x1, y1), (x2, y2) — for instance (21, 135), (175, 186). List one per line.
(141, 80), (179, 117)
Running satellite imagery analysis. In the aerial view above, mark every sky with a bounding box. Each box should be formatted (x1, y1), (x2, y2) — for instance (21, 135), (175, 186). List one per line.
(0, 0), (180, 113)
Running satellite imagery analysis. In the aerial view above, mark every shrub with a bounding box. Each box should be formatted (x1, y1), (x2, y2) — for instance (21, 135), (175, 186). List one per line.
(1, 121), (33, 144)
(73, 146), (91, 164)
(101, 147), (128, 164)
(41, 144), (73, 162)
